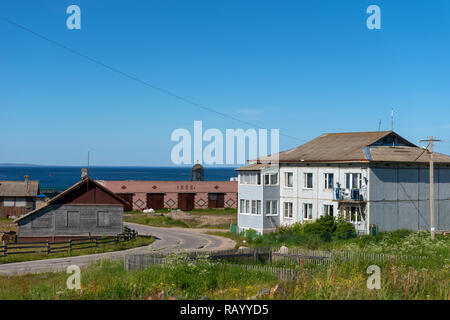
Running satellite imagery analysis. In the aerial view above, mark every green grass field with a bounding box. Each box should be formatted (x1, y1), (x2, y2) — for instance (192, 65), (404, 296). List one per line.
(124, 215), (191, 228)
(0, 243), (448, 300)
(1, 229), (447, 300)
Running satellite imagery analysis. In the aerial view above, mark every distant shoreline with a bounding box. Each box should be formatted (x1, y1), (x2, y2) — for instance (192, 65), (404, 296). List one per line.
(0, 164), (238, 168)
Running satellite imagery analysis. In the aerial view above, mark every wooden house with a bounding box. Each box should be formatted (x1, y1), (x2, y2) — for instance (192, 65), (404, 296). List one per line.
(0, 176), (40, 218)
(14, 175), (127, 243)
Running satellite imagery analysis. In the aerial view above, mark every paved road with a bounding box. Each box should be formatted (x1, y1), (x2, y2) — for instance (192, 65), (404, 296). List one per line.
(0, 222), (235, 276)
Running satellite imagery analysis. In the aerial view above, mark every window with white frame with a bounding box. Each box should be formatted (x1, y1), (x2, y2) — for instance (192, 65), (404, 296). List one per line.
(264, 173), (278, 185)
(323, 204), (334, 217)
(283, 202), (293, 218)
(97, 211), (110, 227)
(271, 200), (278, 215)
(345, 173), (361, 189)
(285, 172), (293, 187)
(303, 173), (313, 189)
(3, 197), (15, 207)
(251, 200), (256, 214)
(249, 200), (261, 215)
(324, 173), (334, 189)
(245, 200), (250, 213)
(239, 172), (260, 185)
(303, 203), (313, 219)
(265, 200), (278, 215)
(3, 197), (26, 207)
(240, 199), (245, 213)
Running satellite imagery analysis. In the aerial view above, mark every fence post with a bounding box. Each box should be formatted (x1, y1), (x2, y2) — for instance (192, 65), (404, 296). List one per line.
(69, 240), (72, 253)
(46, 241), (50, 255)
(2, 241), (6, 257)
(94, 238), (98, 248)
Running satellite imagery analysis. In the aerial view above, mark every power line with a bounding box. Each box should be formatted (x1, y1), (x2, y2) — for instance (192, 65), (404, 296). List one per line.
(0, 15), (306, 143)
(414, 142), (429, 162)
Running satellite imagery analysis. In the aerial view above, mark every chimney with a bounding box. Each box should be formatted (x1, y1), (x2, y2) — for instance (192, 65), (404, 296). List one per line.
(24, 175), (30, 193)
(81, 168), (88, 179)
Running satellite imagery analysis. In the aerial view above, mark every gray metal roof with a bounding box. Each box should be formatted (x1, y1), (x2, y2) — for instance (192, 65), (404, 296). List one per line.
(0, 180), (39, 197)
(252, 131), (450, 164)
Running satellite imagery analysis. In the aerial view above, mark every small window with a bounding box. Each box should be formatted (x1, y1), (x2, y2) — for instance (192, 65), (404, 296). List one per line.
(324, 173), (334, 189)
(31, 216), (52, 228)
(68, 211), (81, 227)
(251, 200), (257, 214)
(245, 200), (250, 213)
(323, 205), (334, 217)
(15, 198), (26, 207)
(256, 200), (261, 215)
(285, 172), (293, 187)
(272, 200), (278, 215)
(304, 173), (313, 189)
(240, 199), (245, 213)
(97, 211), (110, 227)
(3, 198), (15, 207)
(270, 173), (278, 185)
(345, 173), (361, 189)
(265, 173), (278, 186)
(303, 203), (313, 219)
(283, 202), (293, 218)
(265, 201), (271, 215)
(265, 200), (278, 215)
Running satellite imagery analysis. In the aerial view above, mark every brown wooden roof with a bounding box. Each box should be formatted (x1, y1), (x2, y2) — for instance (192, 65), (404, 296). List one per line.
(0, 180), (39, 197)
(14, 177), (126, 223)
(235, 163), (271, 171)
(247, 131), (450, 164)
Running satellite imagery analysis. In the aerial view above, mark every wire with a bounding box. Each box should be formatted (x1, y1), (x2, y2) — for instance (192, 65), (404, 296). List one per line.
(414, 142), (430, 162)
(0, 15), (306, 143)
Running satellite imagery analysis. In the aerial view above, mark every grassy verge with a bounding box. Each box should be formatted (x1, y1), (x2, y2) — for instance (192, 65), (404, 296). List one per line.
(0, 218), (17, 232)
(0, 236), (154, 265)
(188, 208), (237, 216)
(124, 215), (235, 229)
(0, 259), (278, 300)
(0, 252), (447, 299)
(124, 215), (190, 228)
(211, 229), (450, 257)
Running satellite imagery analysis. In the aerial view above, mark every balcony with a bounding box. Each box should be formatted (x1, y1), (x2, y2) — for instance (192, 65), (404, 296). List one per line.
(334, 187), (365, 202)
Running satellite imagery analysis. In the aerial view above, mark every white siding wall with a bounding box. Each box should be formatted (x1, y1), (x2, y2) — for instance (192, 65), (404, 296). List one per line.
(279, 165), (369, 229)
(237, 166), (280, 234)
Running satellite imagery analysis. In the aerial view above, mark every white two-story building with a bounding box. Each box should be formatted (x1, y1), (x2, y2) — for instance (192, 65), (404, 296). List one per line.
(237, 131), (450, 235)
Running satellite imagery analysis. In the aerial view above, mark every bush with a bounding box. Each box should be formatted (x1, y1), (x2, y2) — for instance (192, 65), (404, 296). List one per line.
(335, 217), (356, 239)
(303, 215), (337, 235)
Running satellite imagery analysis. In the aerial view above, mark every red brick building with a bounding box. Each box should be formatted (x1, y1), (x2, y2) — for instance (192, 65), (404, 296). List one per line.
(98, 180), (238, 211)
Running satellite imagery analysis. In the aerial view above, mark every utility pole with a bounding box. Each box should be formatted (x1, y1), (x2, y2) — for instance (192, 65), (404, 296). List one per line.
(420, 136), (441, 240)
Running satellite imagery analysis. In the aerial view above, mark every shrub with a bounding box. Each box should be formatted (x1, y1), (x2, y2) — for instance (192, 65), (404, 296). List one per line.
(335, 217), (356, 239)
(303, 215), (337, 235)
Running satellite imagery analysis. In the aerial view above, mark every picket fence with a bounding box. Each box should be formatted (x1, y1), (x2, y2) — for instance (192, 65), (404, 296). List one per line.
(123, 246), (424, 280)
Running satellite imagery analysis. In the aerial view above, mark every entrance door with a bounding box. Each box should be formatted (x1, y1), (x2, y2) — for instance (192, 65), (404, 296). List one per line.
(146, 193), (165, 210)
(178, 193), (195, 211)
(208, 193), (224, 208)
(116, 193), (133, 211)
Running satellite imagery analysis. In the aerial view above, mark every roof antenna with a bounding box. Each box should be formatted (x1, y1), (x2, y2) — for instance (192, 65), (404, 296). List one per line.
(378, 119), (381, 131)
(87, 150), (90, 177)
(391, 108), (394, 131)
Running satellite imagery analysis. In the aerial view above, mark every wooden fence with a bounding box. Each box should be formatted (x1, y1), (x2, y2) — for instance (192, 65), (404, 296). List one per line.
(123, 254), (301, 281)
(123, 246), (425, 274)
(0, 231), (138, 257)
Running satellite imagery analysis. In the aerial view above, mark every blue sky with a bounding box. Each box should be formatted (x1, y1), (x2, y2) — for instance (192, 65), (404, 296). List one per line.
(1, 0), (450, 166)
